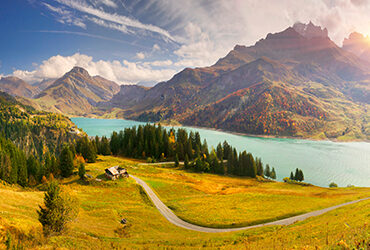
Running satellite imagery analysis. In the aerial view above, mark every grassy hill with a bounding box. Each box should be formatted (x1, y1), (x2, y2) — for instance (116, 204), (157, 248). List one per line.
(0, 155), (368, 249)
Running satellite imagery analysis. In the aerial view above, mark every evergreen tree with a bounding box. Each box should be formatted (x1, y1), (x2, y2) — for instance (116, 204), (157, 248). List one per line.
(294, 168), (300, 181)
(222, 141), (231, 160)
(290, 171), (294, 180)
(110, 131), (120, 155)
(78, 163), (85, 180)
(202, 139), (209, 157)
(270, 168), (276, 180)
(27, 155), (39, 183)
(37, 181), (77, 235)
(246, 153), (257, 178)
(60, 145), (74, 178)
(256, 157), (264, 176)
(100, 136), (111, 155)
(226, 149), (234, 175)
(264, 164), (271, 178)
(298, 169), (304, 182)
(184, 154), (189, 169)
(174, 154), (179, 167)
(216, 143), (223, 161)
(17, 153), (28, 186)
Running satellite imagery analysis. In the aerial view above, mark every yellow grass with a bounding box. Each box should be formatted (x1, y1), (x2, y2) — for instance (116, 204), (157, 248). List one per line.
(0, 155), (368, 249)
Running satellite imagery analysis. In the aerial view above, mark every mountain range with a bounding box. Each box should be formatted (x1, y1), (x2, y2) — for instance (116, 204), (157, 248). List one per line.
(2, 22), (369, 140)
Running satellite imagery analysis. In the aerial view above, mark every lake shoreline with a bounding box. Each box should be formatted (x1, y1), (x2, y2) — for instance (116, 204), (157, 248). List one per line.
(69, 115), (369, 143)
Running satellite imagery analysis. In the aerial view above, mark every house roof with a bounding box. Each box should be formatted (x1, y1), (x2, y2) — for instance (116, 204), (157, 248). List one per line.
(106, 166), (120, 176)
(105, 166), (127, 176)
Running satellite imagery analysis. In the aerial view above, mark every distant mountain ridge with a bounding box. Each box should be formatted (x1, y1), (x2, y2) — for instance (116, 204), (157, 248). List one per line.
(101, 22), (369, 140)
(2, 22), (369, 140)
(33, 66), (120, 115)
(0, 76), (40, 98)
(343, 32), (370, 63)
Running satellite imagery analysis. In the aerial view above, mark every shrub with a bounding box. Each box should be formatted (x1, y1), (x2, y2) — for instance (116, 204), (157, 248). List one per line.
(329, 182), (338, 188)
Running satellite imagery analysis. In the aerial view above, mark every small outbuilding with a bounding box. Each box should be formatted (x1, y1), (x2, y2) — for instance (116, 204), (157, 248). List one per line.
(105, 166), (129, 180)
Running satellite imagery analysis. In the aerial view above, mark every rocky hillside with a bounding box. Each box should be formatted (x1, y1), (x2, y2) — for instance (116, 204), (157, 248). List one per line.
(34, 67), (120, 115)
(102, 22), (369, 140)
(0, 76), (40, 98)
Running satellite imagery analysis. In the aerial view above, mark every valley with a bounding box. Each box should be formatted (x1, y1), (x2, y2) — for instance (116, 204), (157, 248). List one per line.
(1, 13), (370, 249)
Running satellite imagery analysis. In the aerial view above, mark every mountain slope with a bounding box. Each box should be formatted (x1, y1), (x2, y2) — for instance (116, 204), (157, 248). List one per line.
(103, 22), (369, 140)
(0, 91), (83, 157)
(343, 32), (370, 63)
(34, 67), (120, 115)
(0, 76), (40, 98)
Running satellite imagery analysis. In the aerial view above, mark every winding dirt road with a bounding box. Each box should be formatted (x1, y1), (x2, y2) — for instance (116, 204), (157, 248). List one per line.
(131, 175), (369, 233)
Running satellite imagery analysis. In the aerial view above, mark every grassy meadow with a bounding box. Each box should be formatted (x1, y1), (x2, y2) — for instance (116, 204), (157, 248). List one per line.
(0, 155), (369, 249)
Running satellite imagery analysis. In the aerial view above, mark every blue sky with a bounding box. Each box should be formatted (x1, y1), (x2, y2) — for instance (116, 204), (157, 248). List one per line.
(1, 0), (370, 85)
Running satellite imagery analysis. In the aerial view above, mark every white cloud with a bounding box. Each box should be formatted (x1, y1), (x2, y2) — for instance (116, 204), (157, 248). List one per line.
(11, 53), (176, 85)
(55, 0), (175, 41)
(144, 60), (173, 67)
(152, 44), (160, 51)
(88, 16), (129, 34)
(93, 0), (117, 8)
(141, 0), (370, 69)
(135, 52), (145, 60)
(43, 2), (86, 29)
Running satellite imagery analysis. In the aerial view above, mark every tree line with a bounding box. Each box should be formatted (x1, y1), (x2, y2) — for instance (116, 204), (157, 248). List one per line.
(0, 134), (98, 186)
(0, 122), (278, 186)
(289, 168), (304, 182)
(105, 124), (276, 179)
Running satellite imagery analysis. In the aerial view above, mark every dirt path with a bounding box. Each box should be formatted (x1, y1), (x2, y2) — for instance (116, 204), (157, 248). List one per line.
(130, 175), (369, 233)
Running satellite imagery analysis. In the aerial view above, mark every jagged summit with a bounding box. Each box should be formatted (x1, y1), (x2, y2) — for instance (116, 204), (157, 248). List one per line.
(67, 66), (90, 76)
(293, 21), (328, 39)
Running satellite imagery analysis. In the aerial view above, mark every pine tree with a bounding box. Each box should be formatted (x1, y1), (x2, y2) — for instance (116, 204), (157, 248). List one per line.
(27, 155), (39, 183)
(174, 154), (179, 167)
(270, 167), (276, 180)
(184, 154), (189, 169)
(216, 143), (223, 161)
(110, 131), (120, 155)
(264, 164), (271, 178)
(17, 153), (28, 186)
(37, 181), (77, 235)
(256, 157), (264, 176)
(298, 169), (304, 182)
(202, 139), (209, 157)
(100, 136), (111, 155)
(78, 163), (85, 180)
(60, 145), (74, 178)
(226, 149), (234, 175)
(294, 168), (300, 181)
(290, 171), (294, 180)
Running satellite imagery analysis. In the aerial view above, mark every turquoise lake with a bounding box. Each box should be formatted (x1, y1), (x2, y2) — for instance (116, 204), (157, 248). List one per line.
(71, 117), (370, 187)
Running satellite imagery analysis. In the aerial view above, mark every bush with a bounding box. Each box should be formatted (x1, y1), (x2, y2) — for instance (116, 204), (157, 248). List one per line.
(329, 182), (338, 188)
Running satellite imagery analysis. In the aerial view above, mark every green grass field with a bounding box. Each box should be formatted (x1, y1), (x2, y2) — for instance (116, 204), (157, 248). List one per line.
(0, 155), (369, 249)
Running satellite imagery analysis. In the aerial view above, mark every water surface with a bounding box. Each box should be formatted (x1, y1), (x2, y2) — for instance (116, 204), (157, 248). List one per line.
(71, 117), (370, 187)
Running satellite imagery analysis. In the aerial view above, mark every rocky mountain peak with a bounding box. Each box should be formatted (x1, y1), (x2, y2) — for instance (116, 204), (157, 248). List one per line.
(293, 21), (328, 39)
(68, 66), (90, 77)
